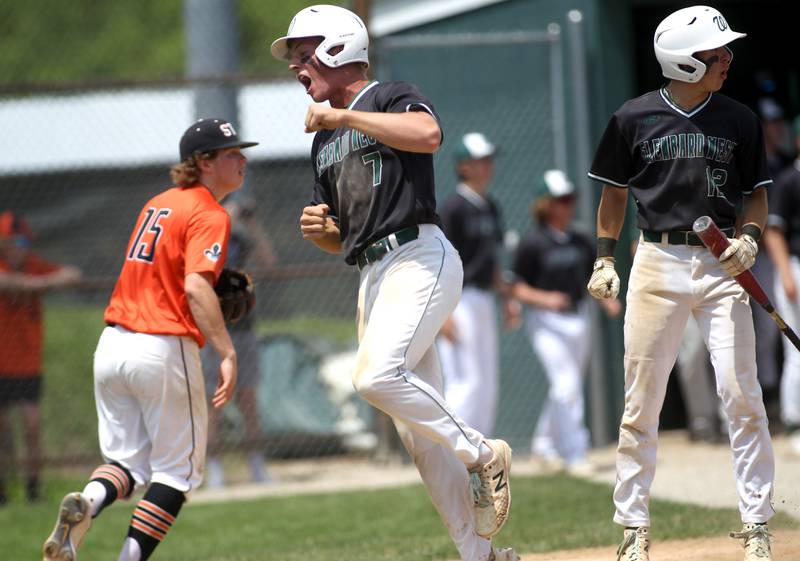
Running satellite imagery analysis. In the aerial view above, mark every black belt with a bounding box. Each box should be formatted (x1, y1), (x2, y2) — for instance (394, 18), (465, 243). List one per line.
(356, 226), (419, 270)
(642, 227), (734, 246)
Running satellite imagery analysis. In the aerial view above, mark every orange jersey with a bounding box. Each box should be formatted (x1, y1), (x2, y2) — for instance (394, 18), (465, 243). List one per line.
(104, 185), (230, 346)
(0, 254), (60, 377)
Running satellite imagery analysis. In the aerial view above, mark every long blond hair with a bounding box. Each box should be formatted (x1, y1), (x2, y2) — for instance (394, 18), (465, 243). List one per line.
(169, 152), (216, 186)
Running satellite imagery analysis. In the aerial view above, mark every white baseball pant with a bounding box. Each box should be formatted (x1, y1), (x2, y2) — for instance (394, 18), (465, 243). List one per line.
(353, 224), (492, 561)
(525, 305), (591, 466)
(437, 286), (499, 436)
(774, 255), (800, 427)
(93, 325), (208, 497)
(614, 238), (775, 527)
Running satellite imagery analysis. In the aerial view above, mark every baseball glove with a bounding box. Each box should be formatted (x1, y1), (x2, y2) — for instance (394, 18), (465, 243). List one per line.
(215, 268), (256, 324)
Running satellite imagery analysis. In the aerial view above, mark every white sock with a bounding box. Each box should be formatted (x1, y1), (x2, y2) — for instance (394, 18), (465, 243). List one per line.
(117, 537), (141, 561)
(82, 480), (108, 518)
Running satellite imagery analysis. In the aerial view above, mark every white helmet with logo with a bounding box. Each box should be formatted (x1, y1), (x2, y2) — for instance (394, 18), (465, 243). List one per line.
(653, 5), (745, 83)
(271, 5), (369, 68)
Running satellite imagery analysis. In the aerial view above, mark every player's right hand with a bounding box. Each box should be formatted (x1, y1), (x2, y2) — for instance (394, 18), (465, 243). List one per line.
(587, 257), (620, 299)
(300, 204), (331, 239)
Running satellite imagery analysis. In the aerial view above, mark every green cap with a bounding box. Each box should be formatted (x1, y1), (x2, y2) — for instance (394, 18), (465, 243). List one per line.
(454, 132), (496, 163)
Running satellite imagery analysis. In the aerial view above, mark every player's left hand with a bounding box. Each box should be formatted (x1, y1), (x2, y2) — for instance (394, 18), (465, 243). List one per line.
(305, 104), (343, 133)
(212, 355), (237, 409)
(719, 234), (758, 276)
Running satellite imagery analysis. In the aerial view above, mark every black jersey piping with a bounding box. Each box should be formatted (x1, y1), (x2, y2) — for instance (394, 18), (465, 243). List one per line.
(659, 87), (712, 118)
(178, 339), (197, 492)
(347, 80), (379, 110)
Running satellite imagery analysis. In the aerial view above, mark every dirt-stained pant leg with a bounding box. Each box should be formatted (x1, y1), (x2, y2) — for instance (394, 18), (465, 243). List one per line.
(352, 225), (485, 466)
(353, 224), (493, 561)
(393, 346), (493, 561)
(694, 251), (775, 523)
(614, 241), (692, 527)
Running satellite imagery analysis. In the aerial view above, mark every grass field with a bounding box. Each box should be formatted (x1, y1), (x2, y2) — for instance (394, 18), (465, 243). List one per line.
(3, 472), (797, 561)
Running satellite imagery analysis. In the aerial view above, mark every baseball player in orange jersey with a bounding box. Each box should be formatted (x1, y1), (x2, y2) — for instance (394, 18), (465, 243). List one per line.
(41, 118), (258, 561)
(272, 5), (515, 561)
(586, 6), (775, 561)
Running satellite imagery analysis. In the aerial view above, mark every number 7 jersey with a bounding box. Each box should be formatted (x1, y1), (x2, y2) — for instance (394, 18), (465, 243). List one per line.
(310, 80), (442, 265)
(104, 185), (230, 346)
(588, 87), (773, 231)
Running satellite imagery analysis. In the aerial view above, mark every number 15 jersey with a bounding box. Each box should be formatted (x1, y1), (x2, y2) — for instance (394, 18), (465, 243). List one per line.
(588, 88), (772, 231)
(104, 185), (230, 346)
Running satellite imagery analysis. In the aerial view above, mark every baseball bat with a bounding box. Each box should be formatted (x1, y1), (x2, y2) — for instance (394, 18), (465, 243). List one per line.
(693, 215), (800, 352)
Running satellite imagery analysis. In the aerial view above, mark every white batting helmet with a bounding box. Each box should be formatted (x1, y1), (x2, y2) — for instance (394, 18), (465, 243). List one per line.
(270, 5), (369, 68)
(653, 5), (745, 83)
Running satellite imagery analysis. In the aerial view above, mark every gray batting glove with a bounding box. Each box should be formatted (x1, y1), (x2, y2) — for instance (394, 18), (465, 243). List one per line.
(719, 235), (758, 277)
(587, 257), (620, 299)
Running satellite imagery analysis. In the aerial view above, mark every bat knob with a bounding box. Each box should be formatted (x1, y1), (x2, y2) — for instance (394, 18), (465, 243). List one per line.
(693, 216), (711, 234)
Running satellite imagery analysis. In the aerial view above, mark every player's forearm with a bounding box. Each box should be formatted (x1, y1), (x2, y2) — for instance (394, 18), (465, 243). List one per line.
(309, 232), (343, 254)
(340, 110), (441, 153)
(596, 185), (628, 242)
(763, 227), (792, 275)
(511, 282), (559, 309)
(185, 272), (236, 361)
(739, 186), (768, 234)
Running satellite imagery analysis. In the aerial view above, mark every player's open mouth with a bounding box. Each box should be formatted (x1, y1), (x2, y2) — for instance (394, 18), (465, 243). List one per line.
(298, 75), (312, 92)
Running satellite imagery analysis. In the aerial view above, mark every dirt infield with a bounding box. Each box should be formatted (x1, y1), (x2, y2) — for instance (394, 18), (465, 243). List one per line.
(518, 529), (800, 561)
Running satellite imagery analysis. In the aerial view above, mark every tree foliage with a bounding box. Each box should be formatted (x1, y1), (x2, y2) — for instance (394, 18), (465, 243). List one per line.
(0, 0), (344, 84)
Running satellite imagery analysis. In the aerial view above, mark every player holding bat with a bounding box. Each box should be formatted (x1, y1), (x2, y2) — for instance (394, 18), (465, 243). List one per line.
(585, 6), (776, 561)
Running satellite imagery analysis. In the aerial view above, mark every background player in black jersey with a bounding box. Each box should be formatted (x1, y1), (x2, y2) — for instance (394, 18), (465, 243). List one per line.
(764, 115), (800, 458)
(585, 6), (775, 561)
(511, 170), (619, 474)
(202, 196), (277, 489)
(437, 132), (520, 438)
(271, 6), (517, 561)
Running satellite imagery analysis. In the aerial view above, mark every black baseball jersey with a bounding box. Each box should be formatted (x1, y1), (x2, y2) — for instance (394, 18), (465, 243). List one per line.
(439, 185), (503, 290)
(310, 80), (442, 265)
(588, 87), (772, 231)
(769, 161), (800, 257)
(511, 227), (594, 309)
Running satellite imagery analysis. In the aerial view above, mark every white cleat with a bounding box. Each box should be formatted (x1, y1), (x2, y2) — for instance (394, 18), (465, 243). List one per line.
(43, 492), (91, 561)
(617, 526), (650, 561)
(469, 439), (512, 539)
(730, 522), (772, 560)
(489, 546), (520, 561)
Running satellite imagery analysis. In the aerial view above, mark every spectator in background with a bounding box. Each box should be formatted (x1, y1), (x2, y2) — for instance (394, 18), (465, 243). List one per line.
(752, 97), (794, 420)
(436, 132), (519, 437)
(764, 115), (800, 456)
(202, 196), (277, 488)
(511, 171), (620, 472)
(0, 211), (81, 504)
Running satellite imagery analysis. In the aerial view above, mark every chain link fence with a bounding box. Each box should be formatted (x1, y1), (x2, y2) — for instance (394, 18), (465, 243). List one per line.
(0, 25), (586, 487)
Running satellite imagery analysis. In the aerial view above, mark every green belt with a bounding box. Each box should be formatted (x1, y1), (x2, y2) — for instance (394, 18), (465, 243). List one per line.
(642, 227), (734, 246)
(356, 225), (420, 270)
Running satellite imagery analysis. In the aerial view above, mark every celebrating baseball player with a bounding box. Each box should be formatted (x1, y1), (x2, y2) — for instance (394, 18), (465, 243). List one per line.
(42, 118), (258, 561)
(586, 6), (776, 561)
(271, 6), (515, 561)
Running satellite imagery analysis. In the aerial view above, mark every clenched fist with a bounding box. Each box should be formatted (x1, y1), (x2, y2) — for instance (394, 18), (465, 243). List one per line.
(719, 235), (758, 277)
(587, 257), (620, 299)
